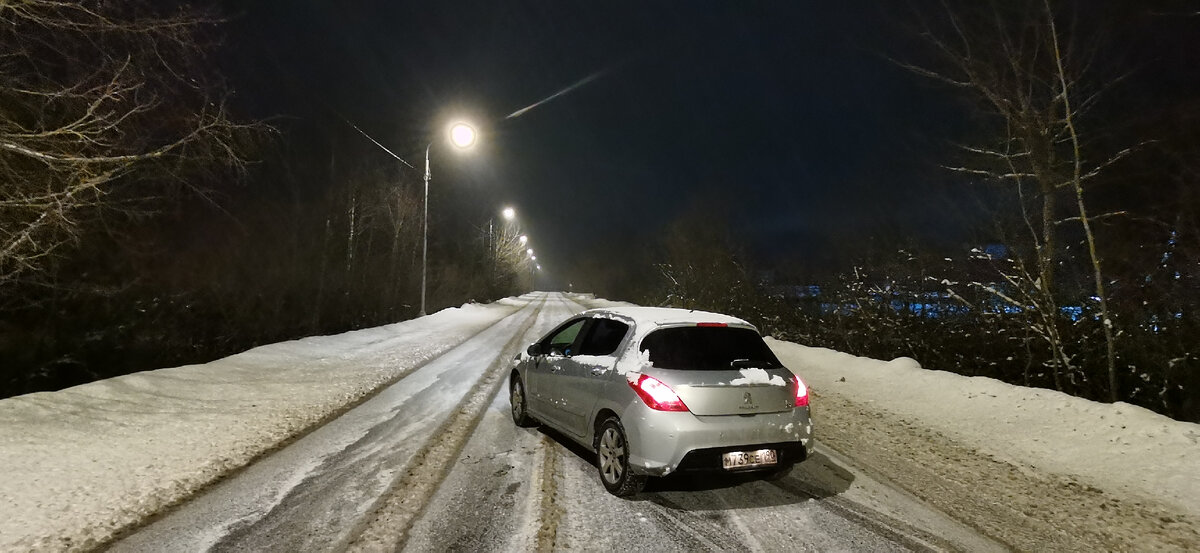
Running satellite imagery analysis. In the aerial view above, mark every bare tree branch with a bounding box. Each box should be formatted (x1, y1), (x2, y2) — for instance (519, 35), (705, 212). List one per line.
(0, 0), (265, 287)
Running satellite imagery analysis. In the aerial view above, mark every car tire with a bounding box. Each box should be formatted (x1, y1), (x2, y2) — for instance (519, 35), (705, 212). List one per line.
(510, 376), (536, 428)
(597, 417), (646, 497)
(764, 463), (794, 481)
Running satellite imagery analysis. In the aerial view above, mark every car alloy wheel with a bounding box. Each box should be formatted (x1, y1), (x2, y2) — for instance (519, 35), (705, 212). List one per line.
(597, 417), (646, 496)
(510, 377), (536, 428)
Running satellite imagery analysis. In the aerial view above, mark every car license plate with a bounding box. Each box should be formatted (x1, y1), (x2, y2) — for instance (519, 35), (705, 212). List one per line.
(721, 449), (778, 470)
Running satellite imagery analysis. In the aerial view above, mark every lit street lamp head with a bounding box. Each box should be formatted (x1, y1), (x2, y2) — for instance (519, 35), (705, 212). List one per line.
(449, 122), (476, 149)
(502, 207), (515, 220)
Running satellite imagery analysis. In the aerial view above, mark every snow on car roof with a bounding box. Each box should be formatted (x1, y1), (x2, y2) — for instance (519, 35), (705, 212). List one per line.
(582, 306), (752, 329)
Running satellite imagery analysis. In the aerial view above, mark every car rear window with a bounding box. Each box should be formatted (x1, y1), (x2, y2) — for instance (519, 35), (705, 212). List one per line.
(578, 318), (629, 356)
(638, 326), (782, 370)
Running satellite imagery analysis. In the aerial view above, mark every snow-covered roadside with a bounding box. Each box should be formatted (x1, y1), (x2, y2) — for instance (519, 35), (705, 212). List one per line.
(768, 339), (1200, 550)
(562, 294), (633, 310)
(0, 297), (527, 552)
(766, 340), (1200, 517)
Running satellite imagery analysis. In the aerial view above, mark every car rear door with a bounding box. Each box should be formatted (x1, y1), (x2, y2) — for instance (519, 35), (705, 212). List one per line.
(557, 318), (630, 437)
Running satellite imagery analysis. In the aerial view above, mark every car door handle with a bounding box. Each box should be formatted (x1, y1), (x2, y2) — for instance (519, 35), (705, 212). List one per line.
(591, 367), (607, 376)
(550, 365), (563, 372)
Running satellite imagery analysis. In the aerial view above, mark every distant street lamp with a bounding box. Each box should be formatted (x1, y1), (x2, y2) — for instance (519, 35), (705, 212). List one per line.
(488, 206), (516, 254)
(488, 206), (518, 292)
(421, 120), (477, 316)
(519, 235), (528, 245)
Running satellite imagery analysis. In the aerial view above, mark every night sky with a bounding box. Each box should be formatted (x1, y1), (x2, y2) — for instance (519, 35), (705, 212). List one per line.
(216, 2), (1047, 285)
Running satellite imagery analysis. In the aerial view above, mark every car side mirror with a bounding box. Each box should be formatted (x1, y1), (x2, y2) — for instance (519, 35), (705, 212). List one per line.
(526, 343), (543, 357)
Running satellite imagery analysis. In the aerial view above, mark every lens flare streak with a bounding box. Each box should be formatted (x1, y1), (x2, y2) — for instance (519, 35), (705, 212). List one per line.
(505, 70), (606, 120)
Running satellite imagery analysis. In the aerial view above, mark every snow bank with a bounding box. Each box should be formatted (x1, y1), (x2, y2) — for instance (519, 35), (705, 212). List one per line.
(0, 299), (523, 552)
(767, 339), (1200, 516)
(566, 294), (635, 309)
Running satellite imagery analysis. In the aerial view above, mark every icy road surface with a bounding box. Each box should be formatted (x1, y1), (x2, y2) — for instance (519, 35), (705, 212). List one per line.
(110, 292), (999, 552)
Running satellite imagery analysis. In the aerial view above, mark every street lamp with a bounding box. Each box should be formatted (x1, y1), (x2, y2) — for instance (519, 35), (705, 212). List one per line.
(488, 206), (516, 254)
(488, 206), (517, 292)
(519, 235), (528, 245)
(450, 123), (476, 148)
(421, 120), (477, 316)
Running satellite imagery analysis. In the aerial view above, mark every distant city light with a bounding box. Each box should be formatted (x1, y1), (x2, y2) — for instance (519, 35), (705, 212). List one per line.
(502, 207), (515, 220)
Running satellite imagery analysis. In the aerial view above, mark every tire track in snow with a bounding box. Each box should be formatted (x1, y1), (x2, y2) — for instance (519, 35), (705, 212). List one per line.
(104, 297), (531, 553)
(110, 296), (543, 553)
(344, 295), (550, 551)
(534, 435), (565, 553)
(397, 294), (586, 553)
(764, 463), (958, 551)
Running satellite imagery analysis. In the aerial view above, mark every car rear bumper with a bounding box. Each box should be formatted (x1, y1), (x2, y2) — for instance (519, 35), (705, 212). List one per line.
(624, 406), (812, 476)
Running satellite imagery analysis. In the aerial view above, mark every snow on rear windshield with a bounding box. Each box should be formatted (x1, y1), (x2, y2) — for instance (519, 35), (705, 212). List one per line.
(638, 326), (782, 370)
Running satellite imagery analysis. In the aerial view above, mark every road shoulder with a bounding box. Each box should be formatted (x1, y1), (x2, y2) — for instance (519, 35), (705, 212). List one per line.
(805, 386), (1200, 551)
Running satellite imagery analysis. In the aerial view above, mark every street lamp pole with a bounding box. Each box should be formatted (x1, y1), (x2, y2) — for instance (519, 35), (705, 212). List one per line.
(342, 117), (473, 317)
(419, 122), (476, 317)
(487, 217), (495, 294)
(420, 143), (432, 316)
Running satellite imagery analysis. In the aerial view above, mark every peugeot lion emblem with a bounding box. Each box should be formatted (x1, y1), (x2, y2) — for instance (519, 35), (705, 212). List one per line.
(743, 391), (753, 405)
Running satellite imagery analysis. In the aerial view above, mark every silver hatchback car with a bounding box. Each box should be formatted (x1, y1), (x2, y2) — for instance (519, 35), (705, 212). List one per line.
(509, 306), (812, 496)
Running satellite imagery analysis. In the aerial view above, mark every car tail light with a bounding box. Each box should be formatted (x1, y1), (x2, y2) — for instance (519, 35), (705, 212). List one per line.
(792, 375), (809, 407)
(628, 374), (689, 412)
(696, 322), (727, 327)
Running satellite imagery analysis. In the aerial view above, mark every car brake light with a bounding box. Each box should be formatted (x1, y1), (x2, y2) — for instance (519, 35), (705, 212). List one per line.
(628, 375), (689, 412)
(696, 322), (727, 327)
(793, 375), (809, 407)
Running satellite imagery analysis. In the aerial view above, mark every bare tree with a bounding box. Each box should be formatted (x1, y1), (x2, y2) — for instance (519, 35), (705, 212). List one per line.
(488, 217), (535, 294)
(654, 209), (758, 316)
(900, 0), (1129, 399)
(1041, 0), (1120, 401)
(381, 182), (423, 307)
(0, 1), (258, 289)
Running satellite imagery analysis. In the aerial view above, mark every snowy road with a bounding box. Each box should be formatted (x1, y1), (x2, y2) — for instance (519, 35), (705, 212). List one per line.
(109, 292), (1001, 552)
